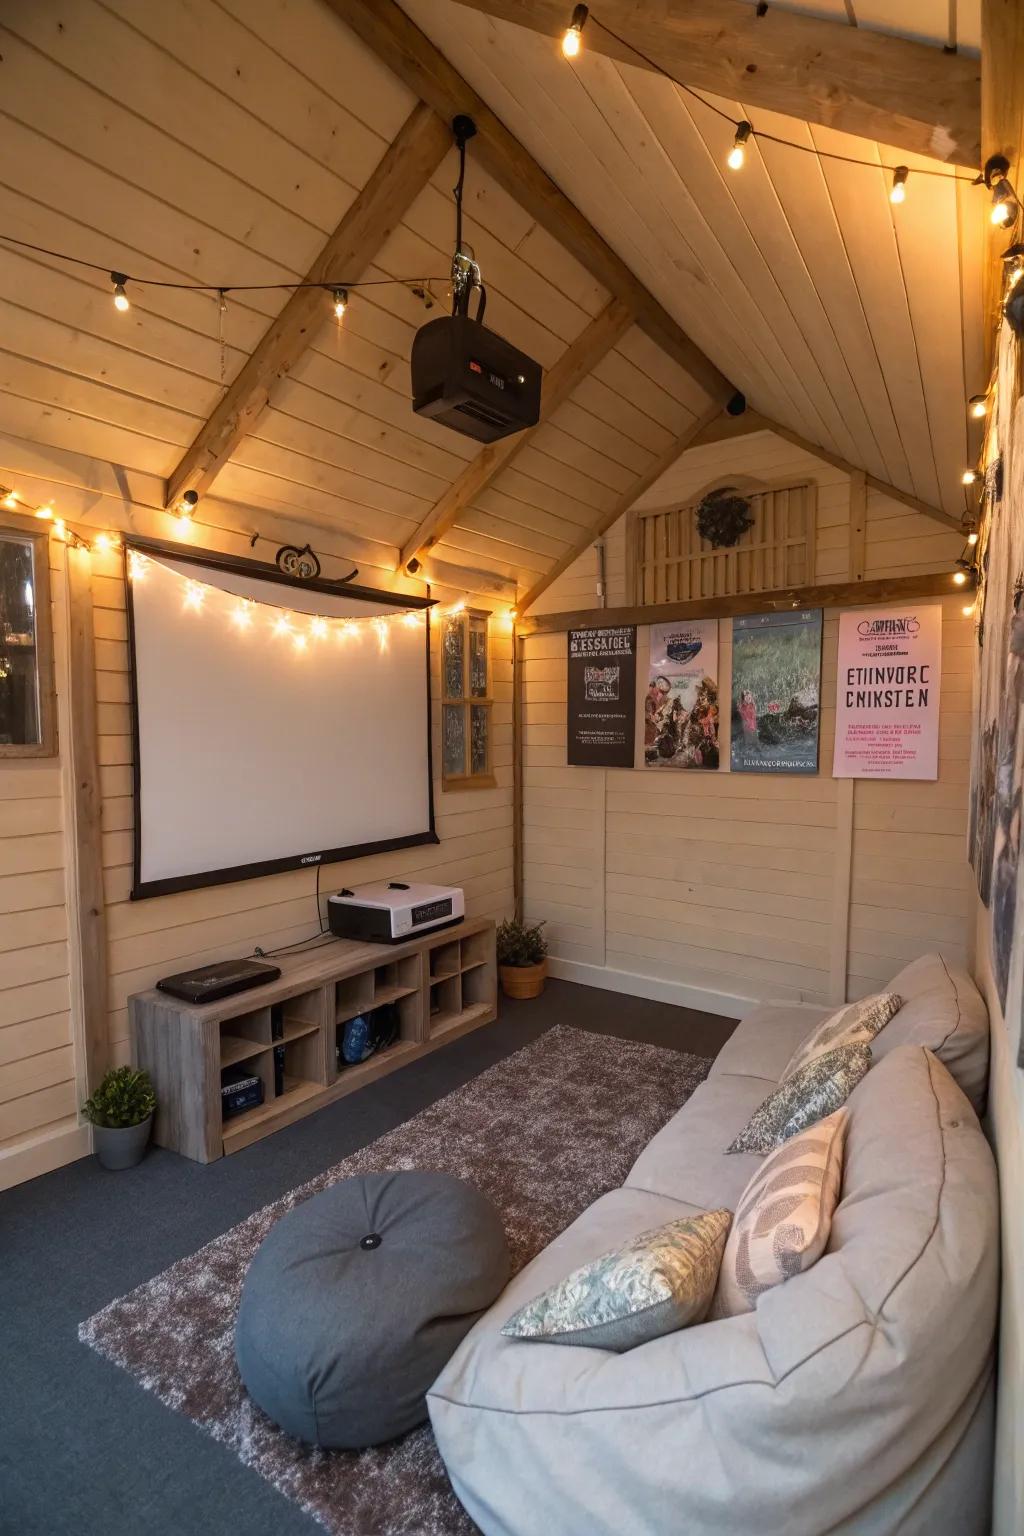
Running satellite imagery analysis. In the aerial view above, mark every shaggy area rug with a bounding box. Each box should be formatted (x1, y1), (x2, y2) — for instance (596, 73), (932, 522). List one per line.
(80, 1024), (710, 1535)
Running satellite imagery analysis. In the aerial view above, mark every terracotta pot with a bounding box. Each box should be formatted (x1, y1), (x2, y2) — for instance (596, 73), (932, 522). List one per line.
(499, 959), (547, 1000)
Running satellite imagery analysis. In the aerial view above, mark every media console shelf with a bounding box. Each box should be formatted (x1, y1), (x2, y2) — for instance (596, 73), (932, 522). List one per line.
(131, 917), (497, 1163)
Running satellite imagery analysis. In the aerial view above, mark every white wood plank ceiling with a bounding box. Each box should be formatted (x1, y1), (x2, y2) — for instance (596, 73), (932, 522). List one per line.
(401, 0), (986, 526)
(0, 0), (985, 595)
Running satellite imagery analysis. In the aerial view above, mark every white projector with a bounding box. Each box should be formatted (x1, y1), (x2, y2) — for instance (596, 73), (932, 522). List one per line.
(327, 881), (464, 944)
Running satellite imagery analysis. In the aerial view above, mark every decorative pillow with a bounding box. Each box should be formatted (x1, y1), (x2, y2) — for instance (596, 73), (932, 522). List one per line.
(782, 993), (902, 1081)
(727, 1043), (871, 1155)
(712, 1109), (848, 1318)
(501, 1208), (731, 1352)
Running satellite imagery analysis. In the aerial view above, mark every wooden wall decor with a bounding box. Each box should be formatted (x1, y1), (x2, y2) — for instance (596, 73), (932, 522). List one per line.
(628, 482), (817, 606)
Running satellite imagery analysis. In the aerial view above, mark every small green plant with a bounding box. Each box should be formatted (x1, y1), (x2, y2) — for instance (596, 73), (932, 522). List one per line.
(83, 1066), (157, 1129)
(496, 918), (548, 968)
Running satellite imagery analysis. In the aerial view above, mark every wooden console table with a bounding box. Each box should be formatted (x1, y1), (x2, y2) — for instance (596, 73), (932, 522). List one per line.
(130, 917), (497, 1163)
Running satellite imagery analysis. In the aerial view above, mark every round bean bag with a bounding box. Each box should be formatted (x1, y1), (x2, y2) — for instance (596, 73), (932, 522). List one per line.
(235, 1169), (510, 1448)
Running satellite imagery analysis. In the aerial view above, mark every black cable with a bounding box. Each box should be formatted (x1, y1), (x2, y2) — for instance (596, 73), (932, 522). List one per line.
(317, 860), (326, 934)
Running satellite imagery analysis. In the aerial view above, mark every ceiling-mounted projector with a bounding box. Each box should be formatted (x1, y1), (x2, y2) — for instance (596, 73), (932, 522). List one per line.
(411, 313), (542, 443)
(410, 113), (543, 444)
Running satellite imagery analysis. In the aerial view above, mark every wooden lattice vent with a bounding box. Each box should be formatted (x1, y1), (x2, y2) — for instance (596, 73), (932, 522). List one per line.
(628, 482), (817, 604)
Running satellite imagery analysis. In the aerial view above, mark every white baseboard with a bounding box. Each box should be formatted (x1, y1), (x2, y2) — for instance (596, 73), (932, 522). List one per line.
(546, 957), (752, 1020)
(0, 1121), (91, 1192)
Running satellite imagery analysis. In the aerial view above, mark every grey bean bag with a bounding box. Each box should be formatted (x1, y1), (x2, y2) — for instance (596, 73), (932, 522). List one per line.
(235, 1169), (509, 1448)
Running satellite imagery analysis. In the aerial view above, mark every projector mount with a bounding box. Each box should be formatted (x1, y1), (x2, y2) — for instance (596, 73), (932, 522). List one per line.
(450, 115), (487, 325)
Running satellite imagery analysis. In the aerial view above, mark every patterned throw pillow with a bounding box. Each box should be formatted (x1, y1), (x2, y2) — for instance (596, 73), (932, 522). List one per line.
(712, 1109), (848, 1318)
(727, 1043), (871, 1156)
(501, 1209), (731, 1352)
(782, 993), (902, 1082)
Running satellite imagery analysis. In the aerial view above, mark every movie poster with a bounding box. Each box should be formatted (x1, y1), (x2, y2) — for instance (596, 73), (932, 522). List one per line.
(644, 619), (719, 770)
(730, 610), (823, 774)
(834, 605), (941, 779)
(992, 613), (1024, 1010)
(566, 626), (637, 767)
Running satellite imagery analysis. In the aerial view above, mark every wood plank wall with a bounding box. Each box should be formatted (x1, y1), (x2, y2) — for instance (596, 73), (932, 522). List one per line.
(523, 432), (971, 1013)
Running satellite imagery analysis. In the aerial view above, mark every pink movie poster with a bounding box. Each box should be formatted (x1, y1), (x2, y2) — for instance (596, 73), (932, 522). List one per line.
(834, 605), (941, 779)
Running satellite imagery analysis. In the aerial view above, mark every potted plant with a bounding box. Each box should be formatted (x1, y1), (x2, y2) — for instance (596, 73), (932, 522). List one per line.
(83, 1066), (157, 1171)
(496, 918), (548, 1000)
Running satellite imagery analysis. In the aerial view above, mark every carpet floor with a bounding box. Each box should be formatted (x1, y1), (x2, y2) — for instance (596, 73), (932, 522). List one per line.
(2, 980), (734, 1536)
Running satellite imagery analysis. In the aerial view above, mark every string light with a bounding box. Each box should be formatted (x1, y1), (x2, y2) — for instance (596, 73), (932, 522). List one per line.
(176, 490), (199, 519)
(967, 530), (979, 546)
(35, 505), (54, 521)
(111, 272), (129, 312)
(293, 631), (307, 652)
(991, 178), (1018, 228)
(402, 611), (420, 628)
(183, 579), (204, 611)
(968, 394), (988, 419)
(953, 571), (968, 585)
(310, 615), (329, 639)
(561, 4), (587, 57)
(3, 490), (18, 510)
(128, 549), (149, 581)
(232, 600), (254, 629)
(727, 122), (752, 172)
(93, 531), (120, 552)
(890, 166), (909, 205)
(53, 517), (67, 541)
(273, 614), (293, 638)
(331, 287), (348, 321)
(961, 469), (978, 486)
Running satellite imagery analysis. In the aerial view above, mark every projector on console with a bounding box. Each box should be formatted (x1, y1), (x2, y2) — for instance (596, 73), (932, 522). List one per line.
(327, 881), (465, 943)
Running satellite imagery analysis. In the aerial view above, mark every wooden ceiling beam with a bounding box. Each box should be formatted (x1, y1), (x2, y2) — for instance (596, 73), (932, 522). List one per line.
(164, 102), (451, 510)
(400, 296), (633, 570)
(324, 0), (732, 404)
(516, 570), (977, 635)
(981, 0), (1024, 372)
(690, 409), (963, 533)
(517, 400), (724, 612)
(440, 0), (981, 167)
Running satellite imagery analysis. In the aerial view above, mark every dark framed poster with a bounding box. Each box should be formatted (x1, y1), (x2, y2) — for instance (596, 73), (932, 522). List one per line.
(731, 609), (823, 774)
(567, 626), (637, 766)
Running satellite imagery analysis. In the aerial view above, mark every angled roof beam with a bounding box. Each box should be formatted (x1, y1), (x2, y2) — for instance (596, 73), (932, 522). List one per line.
(165, 102), (451, 510)
(517, 400), (724, 612)
(690, 408), (962, 532)
(441, 0), (980, 167)
(400, 296), (633, 571)
(323, 0), (733, 403)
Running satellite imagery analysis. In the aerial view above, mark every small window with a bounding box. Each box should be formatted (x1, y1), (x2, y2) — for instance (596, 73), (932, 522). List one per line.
(0, 512), (56, 757)
(441, 609), (494, 789)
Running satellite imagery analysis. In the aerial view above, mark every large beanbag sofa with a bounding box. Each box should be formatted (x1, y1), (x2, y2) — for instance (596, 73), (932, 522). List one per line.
(428, 954), (998, 1536)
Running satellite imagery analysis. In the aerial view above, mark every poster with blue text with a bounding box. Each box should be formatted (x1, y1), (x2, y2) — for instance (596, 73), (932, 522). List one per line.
(730, 610), (823, 774)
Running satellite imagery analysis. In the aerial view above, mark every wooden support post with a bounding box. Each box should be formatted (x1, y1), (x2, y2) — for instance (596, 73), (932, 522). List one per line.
(848, 469), (867, 582)
(513, 629), (525, 923)
(62, 547), (109, 1092)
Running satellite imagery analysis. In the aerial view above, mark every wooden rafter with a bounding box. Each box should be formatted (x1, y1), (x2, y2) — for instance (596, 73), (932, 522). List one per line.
(323, 0), (732, 403)
(690, 409), (963, 533)
(440, 0), (981, 167)
(164, 102), (451, 510)
(516, 570), (976, 635)
(517, 400), (724, 612)
(981, 0), (1024, 370)
(400, 297), (633, 570)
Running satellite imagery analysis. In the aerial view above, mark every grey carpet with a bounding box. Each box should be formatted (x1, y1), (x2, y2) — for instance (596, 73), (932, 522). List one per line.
(0, 980), (733, 1536)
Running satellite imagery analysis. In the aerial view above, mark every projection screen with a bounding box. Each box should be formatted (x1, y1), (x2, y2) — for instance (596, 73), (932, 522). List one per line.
(126, 544), (436, 899)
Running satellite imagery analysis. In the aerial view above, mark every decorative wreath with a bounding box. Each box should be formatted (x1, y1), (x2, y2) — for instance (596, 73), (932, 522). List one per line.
(695, 486), (755, 548)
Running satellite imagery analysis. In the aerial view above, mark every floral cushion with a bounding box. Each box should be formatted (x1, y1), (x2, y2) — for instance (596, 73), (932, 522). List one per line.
(501, 1208), (731, 1352)
(727, 1043), (871, 1156)
(782, 993), (902, 1082)
(712, 1109), (848, 1318)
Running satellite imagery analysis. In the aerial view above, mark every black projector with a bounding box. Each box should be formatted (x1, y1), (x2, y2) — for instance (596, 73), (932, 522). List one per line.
(411, 314), (542, 443)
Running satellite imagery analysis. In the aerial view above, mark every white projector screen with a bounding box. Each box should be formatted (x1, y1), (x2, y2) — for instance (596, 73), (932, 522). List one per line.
(126, 545), (435, 899)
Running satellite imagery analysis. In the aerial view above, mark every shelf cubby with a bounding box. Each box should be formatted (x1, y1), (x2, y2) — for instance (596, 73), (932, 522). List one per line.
(133, 917), (497, 1163)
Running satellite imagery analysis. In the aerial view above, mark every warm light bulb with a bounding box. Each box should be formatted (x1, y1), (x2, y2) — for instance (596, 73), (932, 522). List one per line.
(969, 395), (988, 419)
(111, 272), (130, 312)
(35, 505), (53, 521)
(293, 631), (307, 652)
(128, 550), (148, 581)
(232, 601), (253, 629)
(991, 180), (1017, 228)
(374, 617), (389, 648)
(450, 599), (465, 615)
(274, 614), (292, 637)
(953, 571), (968, 585)
(93, 532), (120, 553)
(310, 615), (328, 639)
(961, 469), (978, 486)
(890, 166), (908, 205)
(2, 491), (17, 509)
(1011, 265), (1024, 288)
(962, 602), (976, 616)
(561, 3), (587, 58)
(53, 518), (67, 541)
(967, 530), (979, 546)
(339, 620), (356, 640)
(402, 610), (420, 628)
(331, 287), (348, 321)
(727, 122), (752, 172)
(184, 580), (204, 611)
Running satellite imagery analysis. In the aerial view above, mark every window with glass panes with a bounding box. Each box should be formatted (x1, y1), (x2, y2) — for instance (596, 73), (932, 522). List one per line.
(441, 609), (493, 789)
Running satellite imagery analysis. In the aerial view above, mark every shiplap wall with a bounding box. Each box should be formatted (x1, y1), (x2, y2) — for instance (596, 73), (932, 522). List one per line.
(523, 431), (972, 1013)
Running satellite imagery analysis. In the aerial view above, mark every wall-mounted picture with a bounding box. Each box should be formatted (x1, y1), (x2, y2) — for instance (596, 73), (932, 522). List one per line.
(566, 625), (637, 767)
(992, 613), (1024, 1012)
(644, 619), (719, 770)
(731, 610), (823, 774)
(833, 605), (941, 780)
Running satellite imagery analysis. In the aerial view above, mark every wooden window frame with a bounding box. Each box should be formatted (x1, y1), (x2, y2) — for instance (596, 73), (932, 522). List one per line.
(441, 607), (495, 790)
(0, 507), (57, 759)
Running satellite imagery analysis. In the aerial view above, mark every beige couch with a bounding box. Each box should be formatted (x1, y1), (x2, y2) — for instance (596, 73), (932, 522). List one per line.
(428, 954), (998, 1536)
